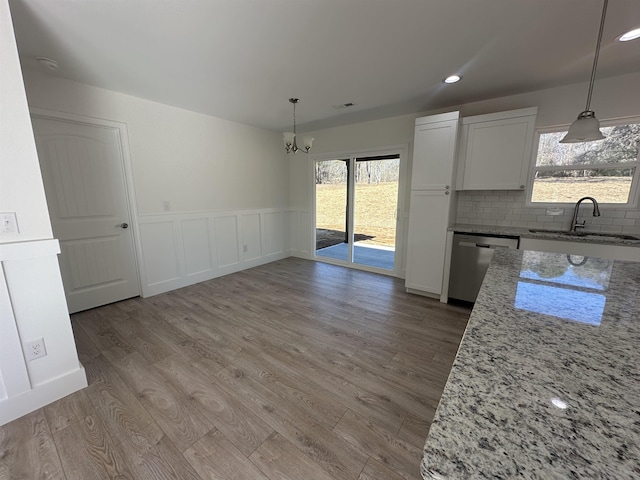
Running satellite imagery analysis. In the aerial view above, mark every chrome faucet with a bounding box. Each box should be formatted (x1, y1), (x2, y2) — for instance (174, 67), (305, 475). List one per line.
(570, 196), (600, 232)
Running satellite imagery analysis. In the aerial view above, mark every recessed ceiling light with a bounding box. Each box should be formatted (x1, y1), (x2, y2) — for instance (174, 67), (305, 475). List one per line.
(618, 27), (640, 42)
(443, 75), (461, 84)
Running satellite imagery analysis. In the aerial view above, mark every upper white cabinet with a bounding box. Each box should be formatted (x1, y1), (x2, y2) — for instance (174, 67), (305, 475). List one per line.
(411, 111), (460, 191)
(456, 107), (537, 191)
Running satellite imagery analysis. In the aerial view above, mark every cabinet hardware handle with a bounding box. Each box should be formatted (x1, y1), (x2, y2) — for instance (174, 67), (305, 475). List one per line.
(445, 191), (450, 195)
(117, 223), (129, 229)
(445, 185), (450, 189)
(520, 185), (525, 189)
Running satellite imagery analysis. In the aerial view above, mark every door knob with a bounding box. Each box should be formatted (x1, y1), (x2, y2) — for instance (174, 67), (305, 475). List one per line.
(117, 223), (129, 229)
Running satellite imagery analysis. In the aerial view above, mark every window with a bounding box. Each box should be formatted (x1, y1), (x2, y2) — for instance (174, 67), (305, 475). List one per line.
(529, 120), (640, 205)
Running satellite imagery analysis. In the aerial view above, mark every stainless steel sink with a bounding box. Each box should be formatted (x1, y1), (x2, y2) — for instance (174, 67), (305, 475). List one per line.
(528, 229), (640, 241)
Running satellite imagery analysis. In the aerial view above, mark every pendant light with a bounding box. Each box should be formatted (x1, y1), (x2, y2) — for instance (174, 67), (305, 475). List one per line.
(283, 98), (314, 154)
(560, 0), (608, 143)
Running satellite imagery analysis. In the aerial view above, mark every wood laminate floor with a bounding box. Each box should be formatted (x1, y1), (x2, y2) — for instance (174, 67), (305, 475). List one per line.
(0, 258), (470, 480)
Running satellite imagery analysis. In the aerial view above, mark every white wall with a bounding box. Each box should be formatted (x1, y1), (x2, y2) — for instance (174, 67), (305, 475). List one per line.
(21, 70), (292, 296)
(291, 72), (640, 266)
(0, 6), (51, 242)
(22, 70), (289, 215)
(0, 0), (86, 426)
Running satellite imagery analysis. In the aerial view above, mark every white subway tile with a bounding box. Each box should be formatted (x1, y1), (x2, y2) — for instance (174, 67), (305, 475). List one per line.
(599, 226), (623, 234)
(591, 217), (614, 225)
(612, 218), (636, 226)
(606, 210), (626, 218)
(495, 220), (512, 227)
(621, 225), (640, 235)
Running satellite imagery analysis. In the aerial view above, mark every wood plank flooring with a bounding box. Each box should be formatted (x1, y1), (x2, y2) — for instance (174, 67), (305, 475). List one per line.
(0, 257), (469, 480)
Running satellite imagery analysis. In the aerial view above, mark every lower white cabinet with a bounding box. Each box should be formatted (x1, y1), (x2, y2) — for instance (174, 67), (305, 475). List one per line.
(405, 190), (451, 296)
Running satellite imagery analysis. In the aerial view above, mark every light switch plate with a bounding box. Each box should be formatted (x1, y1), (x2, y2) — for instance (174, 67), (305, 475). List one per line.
(0, 212), (18, 234)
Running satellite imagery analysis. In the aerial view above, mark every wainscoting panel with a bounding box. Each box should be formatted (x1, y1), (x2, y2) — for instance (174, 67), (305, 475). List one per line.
(181, 218), (213, 277)
(137, 208), (291, 297)
(285, 210), (311, 258)
(139, 221), (180, 287)
(296, 210), (313, 257)
(214, 215), (240, 269)
(263, 211), (284, 256)
(241, 213), (262, 262)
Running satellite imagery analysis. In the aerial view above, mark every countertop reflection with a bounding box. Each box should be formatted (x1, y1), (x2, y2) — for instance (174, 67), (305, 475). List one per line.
(421, 249), (640, 479)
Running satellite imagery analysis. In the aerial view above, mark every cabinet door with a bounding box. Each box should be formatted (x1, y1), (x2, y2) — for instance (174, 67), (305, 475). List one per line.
(405, 190), (451, 295)
(412, 114), (459, 191)
(459, 111), (536, 190)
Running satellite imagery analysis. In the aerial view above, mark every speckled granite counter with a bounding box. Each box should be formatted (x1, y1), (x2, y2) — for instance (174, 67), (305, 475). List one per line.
(421, 249), (640, 479)
(451, 223), (640, 247)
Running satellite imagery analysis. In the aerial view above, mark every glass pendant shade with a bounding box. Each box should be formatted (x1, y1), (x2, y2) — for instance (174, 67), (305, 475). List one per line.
(302, 136), (314, 151)
(559, 111), (605, 143)
(282, 132), (295, 149)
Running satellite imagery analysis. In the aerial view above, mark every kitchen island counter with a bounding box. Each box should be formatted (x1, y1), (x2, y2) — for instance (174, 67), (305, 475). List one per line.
(451, 223), (640, 247)
(421, 249), (640, 478)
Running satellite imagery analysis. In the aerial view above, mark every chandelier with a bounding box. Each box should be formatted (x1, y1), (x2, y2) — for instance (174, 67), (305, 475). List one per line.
(283, 98), (314, 154)
(560, 0), (608, 143)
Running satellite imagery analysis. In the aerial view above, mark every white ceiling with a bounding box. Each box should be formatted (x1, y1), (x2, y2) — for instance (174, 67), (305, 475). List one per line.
(8, 0), (640, 132)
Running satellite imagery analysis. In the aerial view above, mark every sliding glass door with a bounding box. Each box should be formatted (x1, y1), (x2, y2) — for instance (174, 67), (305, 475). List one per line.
(314, 159), (349, 262)
(315, 153), (400, 273)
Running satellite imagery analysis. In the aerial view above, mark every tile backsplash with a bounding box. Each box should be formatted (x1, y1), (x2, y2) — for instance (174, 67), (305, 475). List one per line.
(455, 190), (640, 235)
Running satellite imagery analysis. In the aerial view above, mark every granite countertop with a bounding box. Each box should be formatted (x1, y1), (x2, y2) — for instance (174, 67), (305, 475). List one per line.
(421, 249), (640, 479)
(451, 223), (640, 247)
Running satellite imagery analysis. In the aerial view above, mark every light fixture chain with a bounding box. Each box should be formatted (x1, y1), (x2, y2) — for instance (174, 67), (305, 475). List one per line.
(585, 0), (608, 111)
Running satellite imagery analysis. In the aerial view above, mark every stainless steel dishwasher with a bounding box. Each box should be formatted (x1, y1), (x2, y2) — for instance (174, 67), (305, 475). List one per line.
(449, 233), (519, 303)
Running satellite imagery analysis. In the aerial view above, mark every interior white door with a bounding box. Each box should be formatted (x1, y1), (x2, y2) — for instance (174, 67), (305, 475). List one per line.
(31, 116), (140, 313)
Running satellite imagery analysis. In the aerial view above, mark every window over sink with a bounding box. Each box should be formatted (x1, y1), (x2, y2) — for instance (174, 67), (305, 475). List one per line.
(528, 119), (640, 206)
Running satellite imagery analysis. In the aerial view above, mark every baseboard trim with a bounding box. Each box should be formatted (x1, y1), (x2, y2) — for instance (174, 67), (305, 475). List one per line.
(0, 364), (87, 426)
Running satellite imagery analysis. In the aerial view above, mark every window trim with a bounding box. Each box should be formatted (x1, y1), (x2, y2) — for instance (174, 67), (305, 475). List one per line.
(526, 116), (640, 209)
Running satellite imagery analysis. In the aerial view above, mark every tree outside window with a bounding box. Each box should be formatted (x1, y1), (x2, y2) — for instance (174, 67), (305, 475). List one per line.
(530, 122), (640, 204)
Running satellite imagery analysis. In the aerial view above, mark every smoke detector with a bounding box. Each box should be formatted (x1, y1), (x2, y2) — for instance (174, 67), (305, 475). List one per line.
(36, 57), (58, 71)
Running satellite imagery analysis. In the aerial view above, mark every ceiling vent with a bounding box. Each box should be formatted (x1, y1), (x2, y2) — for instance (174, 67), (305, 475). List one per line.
(332, 102), (356, 110)
(36, 57), (58, 70)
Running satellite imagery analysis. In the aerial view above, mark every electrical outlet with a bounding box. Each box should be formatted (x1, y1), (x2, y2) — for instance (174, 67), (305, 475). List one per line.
(25, 337), (47, 360)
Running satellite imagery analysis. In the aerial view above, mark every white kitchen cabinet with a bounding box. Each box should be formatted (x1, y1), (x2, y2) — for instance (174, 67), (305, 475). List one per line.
(406, 190), (452, 295)
(456, 107), (537, 191)
(405, 112), (459, 299)
(411, 111), (460, 191)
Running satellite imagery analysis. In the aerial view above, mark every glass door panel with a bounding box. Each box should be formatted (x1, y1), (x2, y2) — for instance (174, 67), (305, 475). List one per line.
(353, 156), (399, 270)
(315, 159), (349, 262)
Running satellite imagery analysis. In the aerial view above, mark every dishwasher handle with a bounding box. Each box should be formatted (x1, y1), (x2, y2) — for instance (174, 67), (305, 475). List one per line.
(458, 241), (511, 249)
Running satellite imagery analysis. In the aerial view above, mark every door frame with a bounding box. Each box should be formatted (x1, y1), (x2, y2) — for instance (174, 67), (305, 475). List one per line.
(29, 107), (144, 298)
(309, 144), (409, 278)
